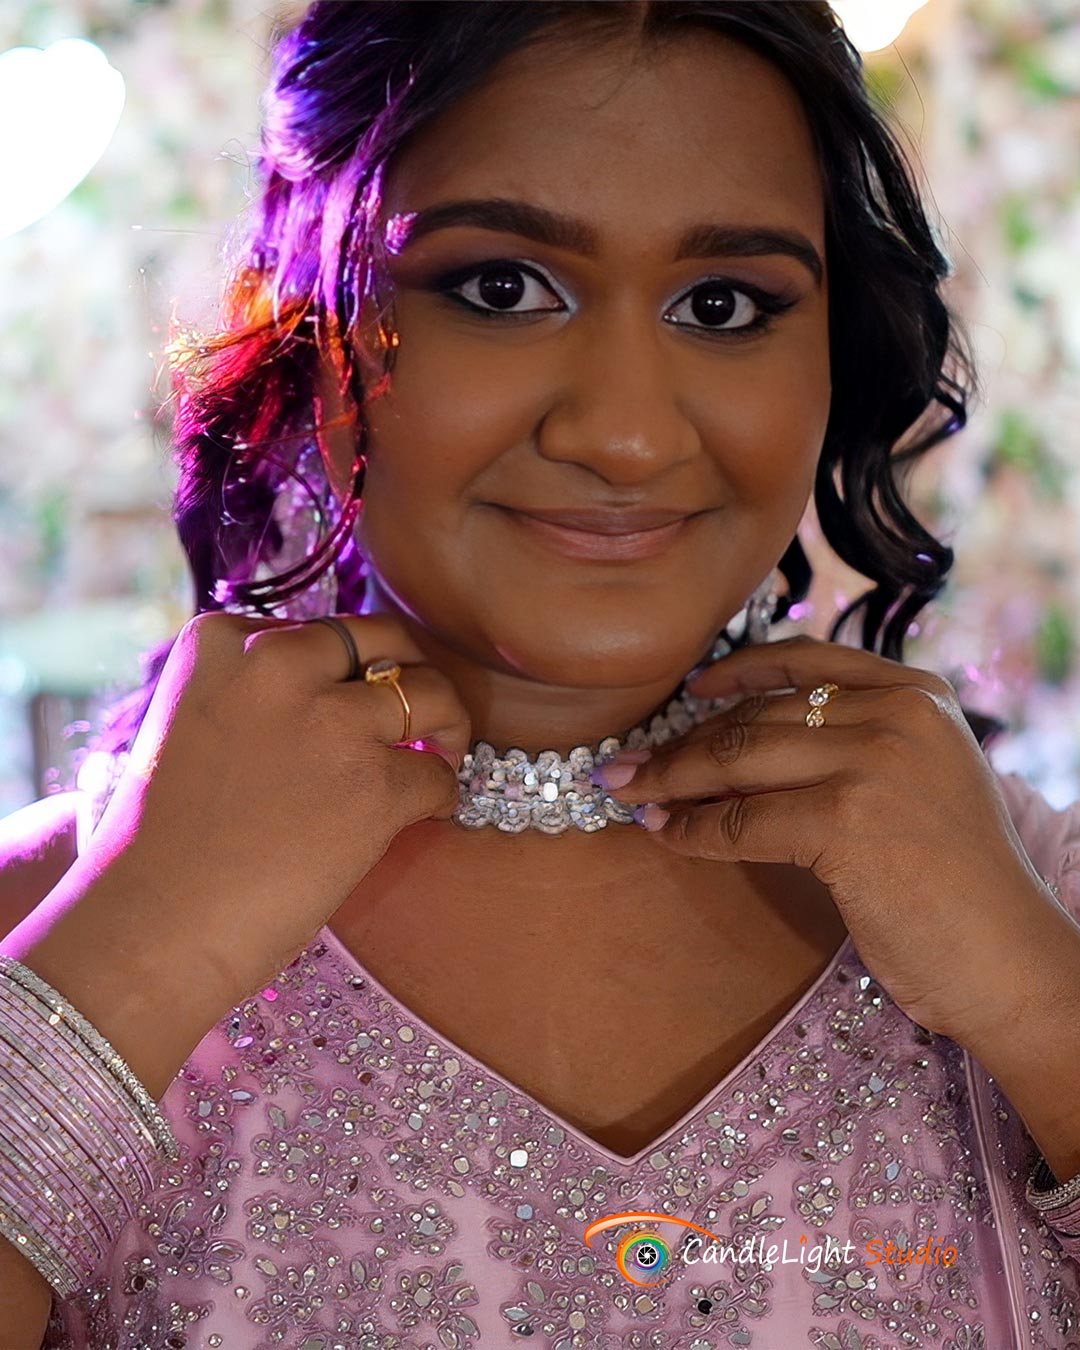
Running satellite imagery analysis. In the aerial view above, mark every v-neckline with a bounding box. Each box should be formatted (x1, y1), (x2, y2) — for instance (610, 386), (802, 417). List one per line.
(314, 922), (855, 1170)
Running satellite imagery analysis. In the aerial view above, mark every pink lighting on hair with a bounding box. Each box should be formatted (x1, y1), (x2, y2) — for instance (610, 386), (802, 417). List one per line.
(384, 211), (417, 255)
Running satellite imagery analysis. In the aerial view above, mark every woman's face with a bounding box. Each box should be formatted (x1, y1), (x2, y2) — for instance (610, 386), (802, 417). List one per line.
(324, 24), (831, 753)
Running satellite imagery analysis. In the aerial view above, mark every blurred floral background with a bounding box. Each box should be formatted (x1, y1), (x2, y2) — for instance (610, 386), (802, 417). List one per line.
(0, 0), (1077, 817)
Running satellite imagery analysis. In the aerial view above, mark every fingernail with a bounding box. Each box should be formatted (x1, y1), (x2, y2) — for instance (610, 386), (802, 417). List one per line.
(424, 738), (462, 772)
(594, 761), (640, 789)
(641, 804), (671, 832)
(588, 748), (650, 790)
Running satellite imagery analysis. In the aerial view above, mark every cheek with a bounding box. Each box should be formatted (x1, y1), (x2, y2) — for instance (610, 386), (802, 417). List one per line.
(355, 376), (497, 569)
(366, 285), (555, 444)
(698, 352), (828, 508)
(358, 329), (539, 510)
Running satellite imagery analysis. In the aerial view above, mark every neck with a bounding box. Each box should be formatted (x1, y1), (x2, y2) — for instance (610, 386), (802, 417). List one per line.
(358, 579), (717, 759)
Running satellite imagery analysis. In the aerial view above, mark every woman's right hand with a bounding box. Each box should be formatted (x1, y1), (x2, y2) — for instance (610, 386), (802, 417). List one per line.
(84, 610), (472, 1009)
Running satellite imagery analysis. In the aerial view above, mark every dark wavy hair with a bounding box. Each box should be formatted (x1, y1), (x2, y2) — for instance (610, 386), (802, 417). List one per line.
(92, 0), (1006, 765)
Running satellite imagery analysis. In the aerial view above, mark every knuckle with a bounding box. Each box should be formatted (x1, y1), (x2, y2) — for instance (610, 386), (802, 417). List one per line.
(174, 611), (257, 690)
(735, 691), (769, 721)
(893, 682), (948, 720)
(239, 631), (288, 685)
(910, 668), (949, 696)
(183, 609), (219, 634)
(706, 719), (749, 767)
(927, 671), (957, 700)
(670, 810), (692, 846)
(184, 609), (245, 641)
(868, 718), (906, 756)
(653, 755), (680, 796)
(241, 626), (281, 660)
(721, 793), (749, 846)
(180, 610), (267, 669)
(176, 609), (216, 650)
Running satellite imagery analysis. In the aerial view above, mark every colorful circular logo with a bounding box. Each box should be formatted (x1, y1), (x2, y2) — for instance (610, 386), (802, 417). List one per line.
(616, 1229), (672, 1285)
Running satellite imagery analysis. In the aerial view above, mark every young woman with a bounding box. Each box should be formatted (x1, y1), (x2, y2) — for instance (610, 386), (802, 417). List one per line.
(0, 3), (1078, 1346)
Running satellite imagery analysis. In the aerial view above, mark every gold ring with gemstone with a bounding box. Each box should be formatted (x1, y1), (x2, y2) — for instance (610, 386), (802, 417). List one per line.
(805, 682), (840, 729)
(364, 658), (412, 742)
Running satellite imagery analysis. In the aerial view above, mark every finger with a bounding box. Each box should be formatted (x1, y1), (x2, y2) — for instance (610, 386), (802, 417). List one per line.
(321, 617), (472, 766)
(324, 662), (468, 757)
(686, 633), (952, 701)
(671, 684), (833, 747)
(608, 684), (885, 802)
(607, 720), (868, 806)
(649, 780), (838, 870)
(244, 612), (432, 685)
(241, 617), (465, 759)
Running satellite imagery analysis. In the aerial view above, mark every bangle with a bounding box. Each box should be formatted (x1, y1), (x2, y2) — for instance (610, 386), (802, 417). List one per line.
(1027, 1154), (1080, 1220)
(1026, 1153), (1080, 1265)
(0, 955), (180, 1298)
(0, 956), (178, 1160)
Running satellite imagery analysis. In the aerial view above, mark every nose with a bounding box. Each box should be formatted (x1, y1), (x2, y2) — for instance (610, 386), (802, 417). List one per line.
(535, 307), (701, 485)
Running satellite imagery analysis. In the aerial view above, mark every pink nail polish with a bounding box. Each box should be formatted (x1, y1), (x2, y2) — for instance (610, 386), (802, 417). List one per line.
(598, 761), (640, 789)
(610, 748), (653, 764)
(641, 805), (671, 832)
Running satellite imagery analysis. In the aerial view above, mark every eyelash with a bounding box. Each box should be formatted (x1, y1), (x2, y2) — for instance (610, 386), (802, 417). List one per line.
(429, 258), (798, 341)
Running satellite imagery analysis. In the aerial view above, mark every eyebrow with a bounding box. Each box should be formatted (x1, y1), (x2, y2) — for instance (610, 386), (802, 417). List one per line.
(387, 196), (824, 288)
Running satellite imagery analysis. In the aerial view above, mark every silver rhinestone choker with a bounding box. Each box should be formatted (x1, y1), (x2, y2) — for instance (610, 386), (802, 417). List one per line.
(451, 571), (783, 835)
(452, 645), (745, 836)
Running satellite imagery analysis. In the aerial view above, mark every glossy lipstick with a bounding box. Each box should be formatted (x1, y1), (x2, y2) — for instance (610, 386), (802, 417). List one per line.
(498, 507), (701, 561)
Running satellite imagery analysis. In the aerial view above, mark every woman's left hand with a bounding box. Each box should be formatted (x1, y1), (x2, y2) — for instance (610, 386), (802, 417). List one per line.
(601, 634), (1078, 1051)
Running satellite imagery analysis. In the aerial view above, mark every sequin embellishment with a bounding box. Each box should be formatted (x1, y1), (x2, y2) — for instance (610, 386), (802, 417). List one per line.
(40, 921), (1080, 1349)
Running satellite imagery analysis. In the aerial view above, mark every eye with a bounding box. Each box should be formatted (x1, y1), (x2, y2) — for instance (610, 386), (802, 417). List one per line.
(433, 260), (563, 317)
(665, 279), (797, 340)
(431, 260), (798, 340)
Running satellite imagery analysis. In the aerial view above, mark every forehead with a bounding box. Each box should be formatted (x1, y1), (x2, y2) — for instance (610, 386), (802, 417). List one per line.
(379, 27), (825, 257)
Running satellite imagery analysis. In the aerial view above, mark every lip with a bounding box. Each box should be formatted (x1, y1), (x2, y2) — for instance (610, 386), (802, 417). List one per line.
(496, 506), (704, 561)
(507, 507), (698, 532)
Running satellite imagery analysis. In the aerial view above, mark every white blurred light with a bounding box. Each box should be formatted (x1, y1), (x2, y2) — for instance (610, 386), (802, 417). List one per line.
(831, 0), (930, 53)
(0, 38), (125, 240)
(75, 748), (114, 801)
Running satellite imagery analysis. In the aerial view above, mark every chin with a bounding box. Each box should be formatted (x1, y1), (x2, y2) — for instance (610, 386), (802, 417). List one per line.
(498, 648), (698, 690)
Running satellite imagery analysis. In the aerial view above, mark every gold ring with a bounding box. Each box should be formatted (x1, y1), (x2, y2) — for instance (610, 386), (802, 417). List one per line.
(805, 681), (840, 729)
(364, 658), (412, 742)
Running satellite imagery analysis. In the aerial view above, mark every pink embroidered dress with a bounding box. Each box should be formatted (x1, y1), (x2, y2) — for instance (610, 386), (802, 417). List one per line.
(41, 764), (1080, 1349)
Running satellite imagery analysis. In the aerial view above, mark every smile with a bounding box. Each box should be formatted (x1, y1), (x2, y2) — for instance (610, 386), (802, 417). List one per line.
(495, 507), (703, 562)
